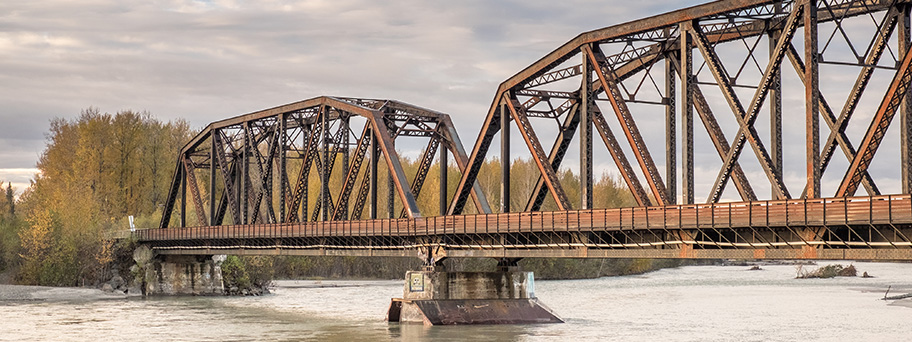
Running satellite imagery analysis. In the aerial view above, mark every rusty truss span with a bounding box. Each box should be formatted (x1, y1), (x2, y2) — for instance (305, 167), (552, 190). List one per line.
(147, 0), (912, 261)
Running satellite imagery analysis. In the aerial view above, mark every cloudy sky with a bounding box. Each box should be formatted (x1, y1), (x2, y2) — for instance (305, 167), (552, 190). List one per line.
(1, 0), (905, 201)
(1, 0), (707, 194)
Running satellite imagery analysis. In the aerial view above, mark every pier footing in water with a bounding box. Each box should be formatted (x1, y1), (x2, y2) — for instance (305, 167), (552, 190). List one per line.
(387, 268), (562, 325)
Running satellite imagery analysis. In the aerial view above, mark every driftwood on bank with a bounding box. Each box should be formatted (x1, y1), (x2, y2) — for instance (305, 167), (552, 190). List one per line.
(882, 286), (912, 300)
(795, 264), (857, 279)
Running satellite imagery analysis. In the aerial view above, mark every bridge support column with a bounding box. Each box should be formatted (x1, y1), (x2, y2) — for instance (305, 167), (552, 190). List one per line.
(133, 245), (225, 296)
(387, 266), (562, 325)
(678, 230), (695, 258)
(800, 228), (820, 259)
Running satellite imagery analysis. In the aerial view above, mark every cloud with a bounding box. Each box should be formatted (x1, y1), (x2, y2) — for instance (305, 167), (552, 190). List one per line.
(0, 168), (39, 197)
(2, 0), (902, 199)
(1, 0), (657, 171)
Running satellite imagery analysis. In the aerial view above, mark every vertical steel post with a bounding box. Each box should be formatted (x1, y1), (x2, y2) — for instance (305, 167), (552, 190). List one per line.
(179, 163), (186, 228)
(234, 137), (242, 224)
(770, 29), (783, 199)
(342, 115), (350, 174)
(369, 132), (378, 219)
(388, 173), (395, 218)
(665, 50), (677, 204)
(501, 100), (511, 213)
(322, 107), (330, 221)
(580, 47), (593, 209)
(242, 122), (250, 224)
(900, 3), (912, 193)
(805, 0), (821, 198)
(340, 115), (350, 219)
(680, 23), (695, 204)
(301, 125), (308, 222)
(279, 113), (287, 223)
(234, 160), (241, 224)
(209, 131), (217, 225)
(440, 141), (448, 216)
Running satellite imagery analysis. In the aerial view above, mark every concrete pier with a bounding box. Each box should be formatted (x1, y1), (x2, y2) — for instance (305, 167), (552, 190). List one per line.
(134, 246), (225, 295)
(387, 267), (562, 325)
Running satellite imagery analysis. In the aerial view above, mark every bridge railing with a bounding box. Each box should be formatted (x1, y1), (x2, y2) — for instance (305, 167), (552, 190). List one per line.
(134, 194), (912, 242)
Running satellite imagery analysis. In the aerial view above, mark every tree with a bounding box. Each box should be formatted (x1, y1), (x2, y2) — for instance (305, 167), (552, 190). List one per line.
(5, 183), (13, 216)
(11, 108), (193, 285)
(17, 208), (54, 284)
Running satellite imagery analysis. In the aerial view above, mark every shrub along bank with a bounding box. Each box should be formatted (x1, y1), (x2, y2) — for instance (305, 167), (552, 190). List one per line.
(261, 256), (692, 281)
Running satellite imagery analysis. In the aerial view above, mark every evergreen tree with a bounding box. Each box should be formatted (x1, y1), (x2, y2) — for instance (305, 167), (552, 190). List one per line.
(5, 182), (13, 216)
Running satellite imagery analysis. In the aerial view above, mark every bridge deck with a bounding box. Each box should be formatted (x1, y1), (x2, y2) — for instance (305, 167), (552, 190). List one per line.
(138, 195), (912, 260)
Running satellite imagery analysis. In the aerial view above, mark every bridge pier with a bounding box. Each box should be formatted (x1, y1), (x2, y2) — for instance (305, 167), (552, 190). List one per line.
(387, 264), (562, 325)
(133, 245), (225, 296)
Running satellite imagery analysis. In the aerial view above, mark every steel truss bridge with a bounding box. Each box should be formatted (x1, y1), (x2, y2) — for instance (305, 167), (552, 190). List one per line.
(139, 0), (912, 262)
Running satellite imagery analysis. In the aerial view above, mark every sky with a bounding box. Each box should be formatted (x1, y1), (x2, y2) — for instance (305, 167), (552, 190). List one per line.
(0, 0), (905, 201)
(0, 0), (704, 195)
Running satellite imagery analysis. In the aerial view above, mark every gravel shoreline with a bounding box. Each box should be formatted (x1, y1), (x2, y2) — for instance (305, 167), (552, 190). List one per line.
(0, 284), (133, 301)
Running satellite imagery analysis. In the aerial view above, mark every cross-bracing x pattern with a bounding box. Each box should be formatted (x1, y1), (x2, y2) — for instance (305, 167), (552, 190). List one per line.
(453, 0), (910, 207)
(441, 0), (912, 255)
(160, 97), (491, 230)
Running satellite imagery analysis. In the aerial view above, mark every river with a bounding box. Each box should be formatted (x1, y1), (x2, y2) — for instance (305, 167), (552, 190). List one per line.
(2, 261), (910, 341)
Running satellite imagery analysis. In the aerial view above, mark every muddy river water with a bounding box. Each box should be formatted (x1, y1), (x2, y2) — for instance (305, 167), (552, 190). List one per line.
(2, 261), (911, 341)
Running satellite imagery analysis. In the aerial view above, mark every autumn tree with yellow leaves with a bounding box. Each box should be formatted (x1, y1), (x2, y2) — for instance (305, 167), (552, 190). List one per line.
(9, 109), (192, 285)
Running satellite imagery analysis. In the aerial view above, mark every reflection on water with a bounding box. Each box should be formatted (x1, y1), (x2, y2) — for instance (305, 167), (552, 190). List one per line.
(2, 261), (911, 341)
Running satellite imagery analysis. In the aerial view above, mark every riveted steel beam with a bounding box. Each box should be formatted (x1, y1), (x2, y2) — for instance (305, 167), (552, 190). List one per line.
(160, 158), (184, 228)
(437, 116), (491, 214)
(333, 125), (372, 220)
(213, 130), (241, 225)
(680, 26), (695, 205)
(665, 49), (677, 205)
(439, 141), (448, 216)
(580, 47), (594, 210)
(279, 113), (287, 223)
(501, 101), (511, 213)
(805, 0), (820, 199)
(183, 157), (207, 227)
(524, 102), (581, 212)
(769, 26), (782, 200)
(837, 35), (912, 196)
(260, 125), (279, 223)
(901, 4), (912, 193)
(689, 11), (796, 202)
(209, 132), (217, 225)
(401, 137), (440, 218)
(448, 97), (501, 215)
(287, 109), (321, 222)
(591, 103), (651, 206)
(783, 24), (890, 196)
(585, 45), (669, 205)
(668, 56), (758, 202)
(370, 111), (423, 218)
(503, 92), (572, 210)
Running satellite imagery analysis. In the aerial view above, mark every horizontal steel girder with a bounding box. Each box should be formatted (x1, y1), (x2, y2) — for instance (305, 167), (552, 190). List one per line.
(142, 194), (912, 261)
